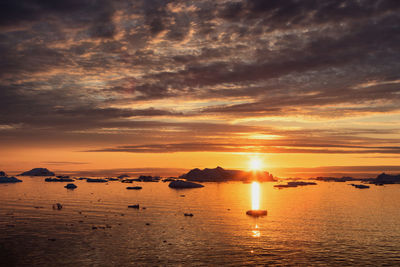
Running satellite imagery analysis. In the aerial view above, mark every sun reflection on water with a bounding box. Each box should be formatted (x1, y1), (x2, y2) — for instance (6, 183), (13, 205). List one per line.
(251, 182), (262, 238)
(252, 181), (260, 210)
(252, 224), (261, 238)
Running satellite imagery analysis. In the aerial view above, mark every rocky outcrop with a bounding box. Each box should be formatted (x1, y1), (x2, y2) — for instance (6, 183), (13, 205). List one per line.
(65, 183), (77, 189)
(138, 175), (161, 182)
(168, 180), (204, 189)
(315, 176), (356, 182)
(121, 176), (161, 182)
(45, 177), (74, 182)
(274, 181), (317, 188)
(180, 166), (275, 182)
(126, 186), (142, 190)
(246, 210), (267, 217)
(274, 183), (298, 188)
(86, 178), (107, 183)
(351, 184), (370, 189)
(0, 171), (6, 176)
(0, 176), (22, 183)
(19, 168), (55, 176)
(121, 178), (141, 183)
(162, 177), (176, 182)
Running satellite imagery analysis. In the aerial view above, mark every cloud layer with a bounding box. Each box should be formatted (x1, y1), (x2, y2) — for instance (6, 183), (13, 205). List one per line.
(1, 0), (399, 157)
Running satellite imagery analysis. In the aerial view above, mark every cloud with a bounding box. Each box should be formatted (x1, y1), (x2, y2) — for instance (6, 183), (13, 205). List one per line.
(87, 140), (400, 154)
(0, 0), (116, 32)
(42, 161), (89, 165)
(0, 0), (399, 158)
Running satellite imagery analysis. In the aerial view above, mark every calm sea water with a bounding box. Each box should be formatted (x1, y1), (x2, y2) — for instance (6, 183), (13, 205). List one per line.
(1, 177), (400, 266)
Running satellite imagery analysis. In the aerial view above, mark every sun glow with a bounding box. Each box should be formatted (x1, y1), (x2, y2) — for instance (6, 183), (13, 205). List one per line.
(251, 181), (260, 210)
(249, 157), (263, 171)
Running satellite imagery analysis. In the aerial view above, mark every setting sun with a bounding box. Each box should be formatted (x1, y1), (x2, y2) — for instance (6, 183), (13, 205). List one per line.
(249, 157), (263, 171)
(0, 0), (398, 265)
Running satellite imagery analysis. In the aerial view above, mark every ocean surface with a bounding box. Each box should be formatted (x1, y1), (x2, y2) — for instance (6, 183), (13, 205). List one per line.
(1, 177), (400, 266)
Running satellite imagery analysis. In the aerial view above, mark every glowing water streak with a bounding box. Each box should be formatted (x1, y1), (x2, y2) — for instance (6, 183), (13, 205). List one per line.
(252, 224), (261, 238)
(252, 181), (260, 210)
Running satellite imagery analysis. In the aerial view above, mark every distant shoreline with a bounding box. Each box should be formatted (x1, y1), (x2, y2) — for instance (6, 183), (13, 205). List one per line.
(2, 165), (399, 181)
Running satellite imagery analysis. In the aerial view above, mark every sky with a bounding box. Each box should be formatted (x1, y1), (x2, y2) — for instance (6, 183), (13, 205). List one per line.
(0, 0), (399, 177)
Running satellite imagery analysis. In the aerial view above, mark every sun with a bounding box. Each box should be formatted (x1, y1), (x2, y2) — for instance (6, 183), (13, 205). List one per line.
(249, 157), (263, 171)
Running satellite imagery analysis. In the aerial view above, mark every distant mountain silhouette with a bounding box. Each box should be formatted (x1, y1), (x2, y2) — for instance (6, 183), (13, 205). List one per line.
(315, 176), (356, 182)
(180, 166), (275, 182)
(19, 168), (55, 176)
(372, 173), (400, 184)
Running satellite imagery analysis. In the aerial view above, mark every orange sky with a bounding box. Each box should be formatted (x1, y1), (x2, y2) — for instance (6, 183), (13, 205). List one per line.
(1, 1), (399, 178)
(2, 146), (400, 178)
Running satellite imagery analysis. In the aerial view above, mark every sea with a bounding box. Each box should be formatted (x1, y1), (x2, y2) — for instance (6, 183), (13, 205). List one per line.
(1, 177), (400, 266)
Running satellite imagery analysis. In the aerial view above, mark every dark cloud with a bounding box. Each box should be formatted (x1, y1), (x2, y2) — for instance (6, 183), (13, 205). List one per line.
(82, 127), (400, 155)
(0, 0), (116, 31)
(220, 0), (400, 30)
(87, 141), (400, 154)
(142, 0), (170, 35)
(1, 0), (399, 157)
(136, 12), (400, 102)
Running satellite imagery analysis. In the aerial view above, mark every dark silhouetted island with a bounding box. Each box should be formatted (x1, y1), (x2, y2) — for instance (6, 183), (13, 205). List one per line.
(120, 176), (160, 183)
(180, 166), (275, 182)
(352, 184), (370, 189)
(45, 177), (74, 182)
(0, 176), (22, 183)
(138, 175), (161, 182)
(86, 178), (107, 183)
(0, 171), (6, 176)
(65, 183), (77, 189)
(163, 177), (177, 182)
(314, 173), (400, 185)
(169, 180), (204, 188)
(246, 209), (267, 217)
(274, 181), (317, 188)
(126, 186), (142, 190)
(371, 173), (400, 184)
(315, 176), (357, 182)
(19, 168), (55, 176)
